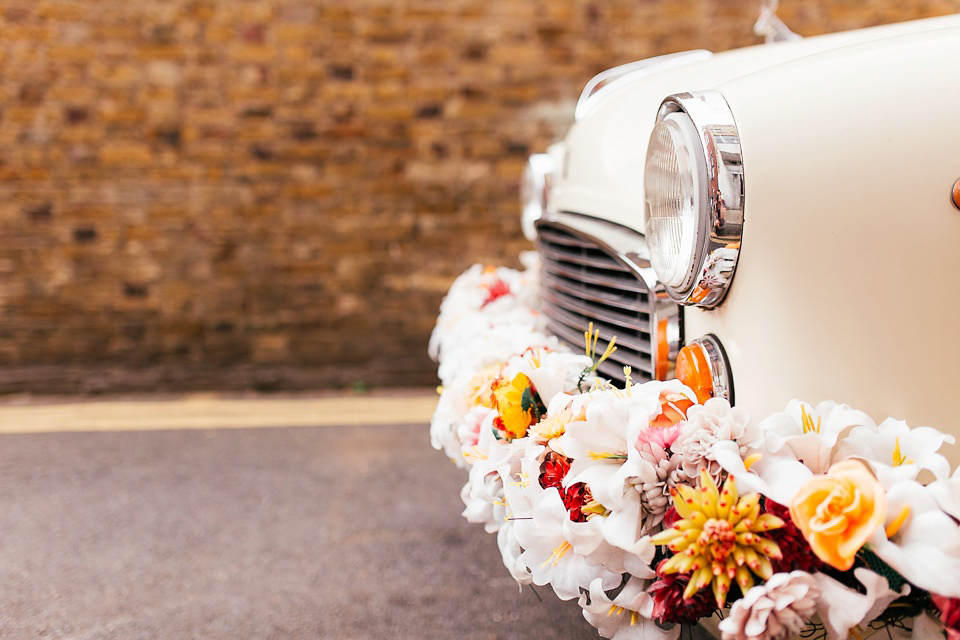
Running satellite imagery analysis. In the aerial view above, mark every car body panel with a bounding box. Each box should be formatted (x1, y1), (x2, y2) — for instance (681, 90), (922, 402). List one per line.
(685, 26), (960, 457)
(554, 13), (960, 233)
(537, 13), (960, 464)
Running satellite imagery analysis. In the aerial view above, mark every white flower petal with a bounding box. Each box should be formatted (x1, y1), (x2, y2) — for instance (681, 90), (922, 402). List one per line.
(811, 569), (908, 640)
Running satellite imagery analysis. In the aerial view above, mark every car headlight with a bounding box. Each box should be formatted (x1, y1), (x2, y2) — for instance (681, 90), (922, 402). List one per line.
(521, 153), (555, 242)
(643, 91), (744, 308)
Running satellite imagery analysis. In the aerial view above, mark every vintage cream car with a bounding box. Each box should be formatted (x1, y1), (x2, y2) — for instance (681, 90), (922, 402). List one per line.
(521, 14), (960, 462)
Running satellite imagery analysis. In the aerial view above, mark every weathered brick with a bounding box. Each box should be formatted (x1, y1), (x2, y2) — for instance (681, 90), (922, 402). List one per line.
(0, 0), (951, 393)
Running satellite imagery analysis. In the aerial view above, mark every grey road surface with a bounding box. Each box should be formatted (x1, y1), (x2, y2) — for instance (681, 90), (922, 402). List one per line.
(0, 423), (600, 639)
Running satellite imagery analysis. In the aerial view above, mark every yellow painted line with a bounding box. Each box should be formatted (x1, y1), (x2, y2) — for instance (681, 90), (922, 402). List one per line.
(0, 394), (439, 434)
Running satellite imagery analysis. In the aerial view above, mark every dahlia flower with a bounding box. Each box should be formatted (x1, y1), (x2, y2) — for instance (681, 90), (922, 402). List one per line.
(647, 559), (718, 625)
(719, 571), (819, 640)
(651, 469), (784, 608)
(672, 398), (754, 484)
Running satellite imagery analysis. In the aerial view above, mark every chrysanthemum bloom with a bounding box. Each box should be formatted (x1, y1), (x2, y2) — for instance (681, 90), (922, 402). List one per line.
(789, 459), (886, 571)
(650, 469), (784, 608)
(718, 571), (820, 640)
(491, 372), (543, 439)
(631, 441), (680, 534)
(672, 398), (753, 484)
(530, 406), (573, 443)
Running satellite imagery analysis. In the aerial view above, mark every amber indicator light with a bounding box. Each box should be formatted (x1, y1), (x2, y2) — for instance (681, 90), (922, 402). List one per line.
(655, 319), (670, 380)
(675, 343), (713, 404)
(953, 178), (960, 210)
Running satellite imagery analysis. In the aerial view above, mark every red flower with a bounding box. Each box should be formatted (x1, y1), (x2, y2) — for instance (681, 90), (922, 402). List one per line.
(539, 452), (570, 490)
(662, 506), (680, 529)
(934, 594), (960, 640)
(481, 278), (511, 308)
(648, 559), (717, 625)
(562, 483), (590, 523)
(538, 452), (590, 523)
(762, 498), (825, 574)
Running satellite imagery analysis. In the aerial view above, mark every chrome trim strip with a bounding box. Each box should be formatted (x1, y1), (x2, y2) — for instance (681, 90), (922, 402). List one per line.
(521, 153), (556, 241)
(653, 91), (744, 309)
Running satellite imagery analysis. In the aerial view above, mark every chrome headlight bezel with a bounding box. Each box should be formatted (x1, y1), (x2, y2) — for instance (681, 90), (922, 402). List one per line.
(521, 153), (556, 242)
(643, 91), (744, 308)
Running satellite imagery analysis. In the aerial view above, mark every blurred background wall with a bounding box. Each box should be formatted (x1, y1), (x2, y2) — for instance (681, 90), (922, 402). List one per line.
(0, 0), (957, 394)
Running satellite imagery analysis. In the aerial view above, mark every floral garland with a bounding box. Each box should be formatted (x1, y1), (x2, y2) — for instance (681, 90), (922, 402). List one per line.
(430, 255), (960, 640)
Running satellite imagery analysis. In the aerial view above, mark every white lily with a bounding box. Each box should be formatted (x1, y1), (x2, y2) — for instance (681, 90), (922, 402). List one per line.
(496, 520), (532, 589)
(514, 487), (621, 601)
(505, 349), (596, 407)
(758, 400), (874, 474)
(430, 260), (541, 364)
(460, 427), (526, 533)
(836, 417), (955, 483)
(712, 441), (813, 507)
(867, 477), (960, 597)
(436, 317), (554, 385)
(578, 576), (677, 640)
(810, 568), (908, 640)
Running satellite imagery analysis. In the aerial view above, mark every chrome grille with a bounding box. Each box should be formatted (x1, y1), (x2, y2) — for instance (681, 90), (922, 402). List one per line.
(536, 223), (656, 382)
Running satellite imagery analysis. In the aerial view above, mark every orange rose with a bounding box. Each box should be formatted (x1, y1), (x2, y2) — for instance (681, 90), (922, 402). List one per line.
(789, 459), (886, 571)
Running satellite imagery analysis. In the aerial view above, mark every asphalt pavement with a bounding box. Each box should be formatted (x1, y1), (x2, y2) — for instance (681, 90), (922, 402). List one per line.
(0, 394), (599, 639)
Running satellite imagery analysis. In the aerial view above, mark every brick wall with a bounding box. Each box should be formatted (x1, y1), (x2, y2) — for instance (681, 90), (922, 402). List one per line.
(0, 0), (956, 394)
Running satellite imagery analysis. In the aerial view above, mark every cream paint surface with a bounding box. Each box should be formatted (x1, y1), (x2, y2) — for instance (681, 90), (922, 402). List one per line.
(0, 392), (439, 433)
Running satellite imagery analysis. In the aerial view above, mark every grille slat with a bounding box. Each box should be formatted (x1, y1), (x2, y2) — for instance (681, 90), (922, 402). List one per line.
(546, 320), (653, 376)
(542, 271), (649, 307)
(537, 223), (656, 384)
(541, 300), (652, 355)
(537, 241), (625, 272)
(541, 260), (649, 294)
(541, 290), (651, 336)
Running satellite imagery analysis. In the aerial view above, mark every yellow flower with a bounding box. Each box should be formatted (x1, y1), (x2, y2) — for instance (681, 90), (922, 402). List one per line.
(492, 372), (539, 440)
(464, 363), (502, 409)
(651, 470), (784, 608)
(530, 407), (572, 443)
(789, 458), (886, 571)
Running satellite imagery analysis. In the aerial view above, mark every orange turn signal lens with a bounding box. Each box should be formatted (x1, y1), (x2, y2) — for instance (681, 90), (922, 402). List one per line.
(656, 319), (669, 381)
(675, 343), (713, 404)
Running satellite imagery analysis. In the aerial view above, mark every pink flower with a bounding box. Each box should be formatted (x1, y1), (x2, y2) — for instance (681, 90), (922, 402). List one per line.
(637, 422), (682, 450)
(456, 407), (491, 447)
